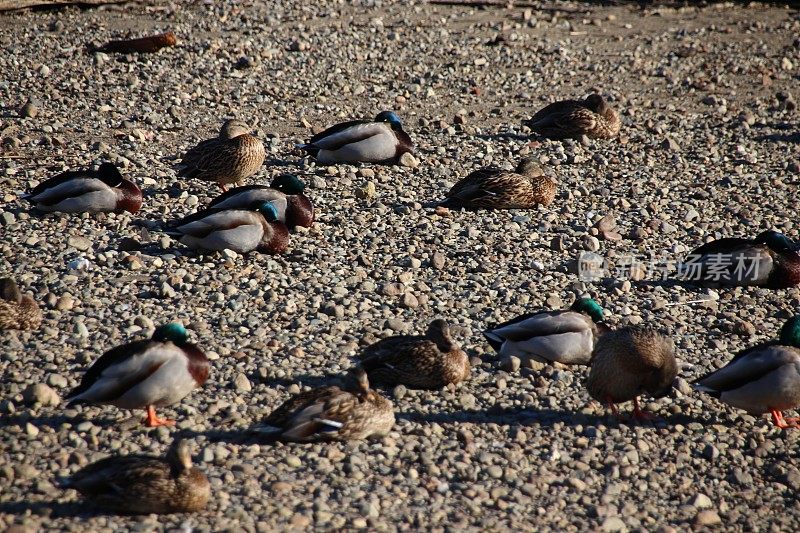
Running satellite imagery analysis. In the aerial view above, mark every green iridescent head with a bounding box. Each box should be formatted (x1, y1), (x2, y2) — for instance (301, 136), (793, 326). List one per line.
(571, 297), (604, 323)
(779, 316), (800, 347)
(153, 322), (188, 344)
(271, 174), (306, 195)
(758, 230), (795, 253)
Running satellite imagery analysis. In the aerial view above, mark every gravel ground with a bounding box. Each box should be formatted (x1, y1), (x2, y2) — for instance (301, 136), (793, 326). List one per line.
(2, 0), (800, 531)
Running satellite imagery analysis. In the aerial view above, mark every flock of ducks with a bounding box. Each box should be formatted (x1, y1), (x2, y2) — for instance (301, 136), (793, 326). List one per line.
(3, 93), (800, 514)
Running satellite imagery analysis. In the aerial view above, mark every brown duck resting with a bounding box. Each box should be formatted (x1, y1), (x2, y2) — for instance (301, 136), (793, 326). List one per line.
(525, 94), (620, 140)
(0, 277), (42, 331)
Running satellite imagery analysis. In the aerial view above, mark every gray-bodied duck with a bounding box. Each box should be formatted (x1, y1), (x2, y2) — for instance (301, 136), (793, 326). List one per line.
(524, 94), (620, 140)
(483, 298), (607, 365)
(0, 277), (42, 331)
(62, 438), (210, 514)
(694, 316), (800, 429)
(357, 319), (471, 389)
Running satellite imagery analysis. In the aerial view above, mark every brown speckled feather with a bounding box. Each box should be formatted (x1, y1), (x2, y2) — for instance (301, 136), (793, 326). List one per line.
(526, 94), (620, 140)
(443, 159), (557, 209)
(178, 121), (265, 187)
(0, 278), (41, 331)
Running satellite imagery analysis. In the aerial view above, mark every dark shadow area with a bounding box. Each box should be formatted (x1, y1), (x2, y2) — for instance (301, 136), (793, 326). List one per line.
(755, 132), (800, 144)
(475, 132), (532, 143)
(0, 500), (104, 519)
(2, 414), (124, 430)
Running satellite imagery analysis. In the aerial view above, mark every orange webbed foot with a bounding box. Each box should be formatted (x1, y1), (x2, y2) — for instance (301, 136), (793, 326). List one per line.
(144, 406), (176, 427)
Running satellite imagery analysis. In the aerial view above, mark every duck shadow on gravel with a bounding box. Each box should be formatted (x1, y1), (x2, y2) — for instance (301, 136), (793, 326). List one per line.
(3, 414), (124, 431)
(0, 500), (104, 519)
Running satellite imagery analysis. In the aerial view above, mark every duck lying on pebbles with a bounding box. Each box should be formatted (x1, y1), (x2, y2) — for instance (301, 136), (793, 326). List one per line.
(524, 94), (620, 140)
(483, 298), (607, 366)
(255, 368), (395, 442)
(0, 277), (42, 331)
(298, 110), (414, 164)
(439, 158), (558, 210)
(694, 316), (800, 429)
(587, 326), (677, 421)
(65, 323), (210, 427)
(357, 319), (471, 389)
(22, 162), (142, 214)
(62, 438), (210, 514)
(177, 119), (266, 192)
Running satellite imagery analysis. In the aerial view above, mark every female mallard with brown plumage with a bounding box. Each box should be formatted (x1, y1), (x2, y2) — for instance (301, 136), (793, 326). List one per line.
(440, 158), (557, 210)
(177, 119), (265, 191)
(65, 323), (210, 427)
(0, 277), (41, 331)
(587, 327), (677, 421)
(677, 230), (800, 289)
(62, 438), (210, 514)
(256, 368), (395, 442)
(694, 316), (800, 429)
(357, 319), (471, 389)
(524, 94), (620, 140)
(483, 298), (607, 365)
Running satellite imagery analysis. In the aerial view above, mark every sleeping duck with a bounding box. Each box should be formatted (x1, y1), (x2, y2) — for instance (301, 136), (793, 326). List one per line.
(298, 111), (413, 164)
(357, 319), (471, 389)
(23, 162), (142, 214)
(166, 201), (290, 254)
(524, 94), (620, 140)
(587, 327), (677, 421)
(256, 368), (395, 442)
(0, 277), (41, 331)
(206, 174), (314, 229)
(694, 316), (800, 429)
(177, 119), (265, 191)
(677, 230), (800, 289)
(65, 323), (210, 427)
(62, 438), (210, 514)
(483, 298), (607, 365)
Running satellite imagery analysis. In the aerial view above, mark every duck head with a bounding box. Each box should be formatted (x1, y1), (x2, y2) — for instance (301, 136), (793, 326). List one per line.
(97, 162), (124, 187)
(0, 278), (21, 303)
(780, 316), (800, 347)
(757, 230), (797, 253)
(571, 297), (605, 323)
(584, 94), (609, 114)
(375, 111), (403, 129)
(166, 438), (194, 473)
(256, 201), (280, 222)
(514, 158), (543, 177)
(427, 319), (458, 352)
(153, 322), (189, 344)
(219, 119), (252, 139)
(347, 366), (371, 394)
(271, 174), (306, 195)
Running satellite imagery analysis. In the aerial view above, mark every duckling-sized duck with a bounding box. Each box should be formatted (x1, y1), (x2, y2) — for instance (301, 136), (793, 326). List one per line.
(0, 277), (41, 331)
(166, 201), (289, 254)
(62, 438), (210, 514)
(357, 319), (471, 389)
(440, 158), (557, 209)
(65, 323), (210, 427)
(677, 230), (800, 289)
(483, 298), (607, 365)
(524, 94), (620, 140)
(206, 174), (314, 229)
(177, 119), (265, 191)
(22, 162), (142, 214)
(298, 111), (413, 165)
(587, 327), (677, 421)
(694, 316), (800, 429)
(256, 368), (394, 442)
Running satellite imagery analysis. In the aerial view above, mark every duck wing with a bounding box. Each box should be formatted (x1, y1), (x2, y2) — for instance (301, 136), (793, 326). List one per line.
(65, 455), (167, 494)
(484, 311), (589, 347)
(169, 210), (262, 239)
(693, 343), (799, 394)
(305, 122), (389, 151)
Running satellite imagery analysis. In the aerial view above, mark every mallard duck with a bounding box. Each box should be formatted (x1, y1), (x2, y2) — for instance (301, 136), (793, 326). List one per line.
(22, 162), (142, 214)
(298, 111), (413, 164)
(677, 230), (800, 289)
(0, 277), (42, 331)
(62, 438), (210, 514)
(166, 201), (289, 254)
(256, 368), (395, 442)
(177, 119), (265, 191)
(483, 298), (607, 365)
(357, 319), (471, 389)
(440, 158), (557, 209)
(587, 327), (677, 420)
(65, 323), (210, 427)
(524, 94), (620, 140)
(206, 174), (314, 229)
(694, 316), (800, 429)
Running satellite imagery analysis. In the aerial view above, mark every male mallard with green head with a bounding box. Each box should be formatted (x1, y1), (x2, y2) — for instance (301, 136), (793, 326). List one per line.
(177, 119), (265, 191)
(678, 230), (800, 289)
(440, 158), (557, 210)
(524, 94), (620, 140)
(587, 327), (677, 421)
(207, 174), (314, 229)
(257, 368), (395, 442)
(298, 111), (413, 164)
(65, 323), (210, 427)
(357, 319), (471, 389)
(0, 277), (41, 331)
(62, 438), (210, 514)
(694, 316), (800, 429)
(483, 298), (607, 366)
